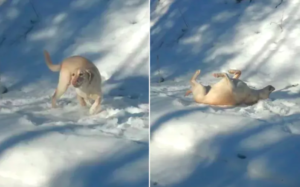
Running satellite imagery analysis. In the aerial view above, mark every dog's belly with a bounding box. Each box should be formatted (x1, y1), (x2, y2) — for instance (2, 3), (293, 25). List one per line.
(204, 91), (236, 106)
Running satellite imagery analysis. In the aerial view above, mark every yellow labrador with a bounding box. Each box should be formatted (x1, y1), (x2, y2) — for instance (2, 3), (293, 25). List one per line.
(185, 69), (275, 106)
(44, 50), (102, 114)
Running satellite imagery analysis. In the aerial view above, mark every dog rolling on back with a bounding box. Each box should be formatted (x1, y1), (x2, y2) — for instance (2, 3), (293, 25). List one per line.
(185, 69), (275, 106)
(44, 50), (102, 114)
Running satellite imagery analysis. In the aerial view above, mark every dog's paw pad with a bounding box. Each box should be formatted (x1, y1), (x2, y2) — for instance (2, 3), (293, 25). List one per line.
(213, 73), (224, 78)
(228, 69), (240, 74)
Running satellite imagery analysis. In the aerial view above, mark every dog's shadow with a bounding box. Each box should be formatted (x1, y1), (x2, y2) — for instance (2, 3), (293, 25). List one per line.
(270, 83), (299, 100)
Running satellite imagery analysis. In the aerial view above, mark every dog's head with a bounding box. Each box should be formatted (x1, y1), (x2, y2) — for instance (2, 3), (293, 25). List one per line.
(71, 68), (93, 88)
(259, 85), (275, 99)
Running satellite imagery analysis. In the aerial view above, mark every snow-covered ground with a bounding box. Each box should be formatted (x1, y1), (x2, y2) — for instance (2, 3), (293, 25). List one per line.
(0, 0), (149, 186)
(151, 0), (300, 186)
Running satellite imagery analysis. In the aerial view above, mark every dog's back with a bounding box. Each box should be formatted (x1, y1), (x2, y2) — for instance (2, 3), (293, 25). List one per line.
(44, 50), (96, 72)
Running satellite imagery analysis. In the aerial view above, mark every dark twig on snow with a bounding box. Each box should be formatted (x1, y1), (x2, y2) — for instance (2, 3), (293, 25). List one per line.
(275, 0), (283, 8)
(156, 55), (165, 83)
(23, 0), (40, 39)
(0, 37), (6, 47)
(270, 14), (284, 32)
(276, 83), (298, 92)
(178, 8), (188, 30)
(29, 0), (39, 21)
(9, 0), (40, 45)
(176, 30), (187, 43)
(236, 0), (252, 3)
(176, 7), (189, 43)
(158, 41), (164, 49)
(23, 25), (35, 39)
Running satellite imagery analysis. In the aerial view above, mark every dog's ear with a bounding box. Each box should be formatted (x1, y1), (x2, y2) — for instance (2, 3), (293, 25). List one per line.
(85, 69), (93, 84)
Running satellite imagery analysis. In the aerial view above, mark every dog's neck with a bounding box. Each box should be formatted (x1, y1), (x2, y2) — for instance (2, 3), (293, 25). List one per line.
(250, 87), (271, 100)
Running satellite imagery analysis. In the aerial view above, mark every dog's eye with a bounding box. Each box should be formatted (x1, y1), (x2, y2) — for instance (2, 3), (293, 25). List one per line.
(72, 73), (75, 76)
(79, 73), (83, 76)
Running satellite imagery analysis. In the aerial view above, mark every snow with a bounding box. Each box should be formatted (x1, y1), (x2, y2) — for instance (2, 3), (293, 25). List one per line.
(151, 0), (300, 186)
(0, 0), (149, 186)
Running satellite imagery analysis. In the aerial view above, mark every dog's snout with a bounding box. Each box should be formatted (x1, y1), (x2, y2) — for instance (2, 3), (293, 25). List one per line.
(73, 83), (80, 87)
(269, 85), (275, 92)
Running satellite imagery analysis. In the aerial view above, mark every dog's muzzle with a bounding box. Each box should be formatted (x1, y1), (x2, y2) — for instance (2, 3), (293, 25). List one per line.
(73, 82), (81, 88)
(268, 85), (275, 92)
(72, 76), (84, 88)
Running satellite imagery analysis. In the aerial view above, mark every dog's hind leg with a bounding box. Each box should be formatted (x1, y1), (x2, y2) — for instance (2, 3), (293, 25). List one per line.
(213, 70), (242, 79)
(185, 90), (192, 96)
(51, 71), (70, 108)
(228, 69), (242, 79)
(213, 72), (234, 86)
(213, 73), (225, 78)
(221, 73), (235, 89)
(190, 70), (202, 87)
(186, 70), (207, 100)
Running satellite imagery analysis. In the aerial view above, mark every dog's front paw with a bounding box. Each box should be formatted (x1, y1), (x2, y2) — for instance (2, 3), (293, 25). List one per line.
(89, 106), (100, 115)
(89, 109), (100, 115)
(89, 108), (96, 115)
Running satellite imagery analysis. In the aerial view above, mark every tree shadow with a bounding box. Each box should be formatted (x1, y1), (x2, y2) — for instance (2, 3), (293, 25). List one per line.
(48, 144), (149, 187)
(172, 114), (300, 187)
(150, 0), (297, 85)
(0, 0), (148, 92)
(150, 106), (209, 136)
(104, 35), (149, 106)
(0, 121), (149, 187)
(151, 107), (300, 187)
(0, 123), (99, 158)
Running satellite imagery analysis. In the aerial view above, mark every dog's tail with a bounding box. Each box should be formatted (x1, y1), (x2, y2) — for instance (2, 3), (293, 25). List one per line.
(43, 50), (61, 72)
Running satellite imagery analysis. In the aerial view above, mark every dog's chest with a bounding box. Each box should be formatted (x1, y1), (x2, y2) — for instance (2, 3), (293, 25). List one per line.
(75, 88), (98, 100)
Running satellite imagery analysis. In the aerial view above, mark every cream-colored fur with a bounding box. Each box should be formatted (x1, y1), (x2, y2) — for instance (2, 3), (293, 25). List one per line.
(44, 50), (102, 114)
(185, 69), (275, 106)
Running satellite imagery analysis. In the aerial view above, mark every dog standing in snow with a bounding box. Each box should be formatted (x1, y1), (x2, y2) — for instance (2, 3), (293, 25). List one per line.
(185, 69), (275, 106)
(43, 50), (102, 115)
